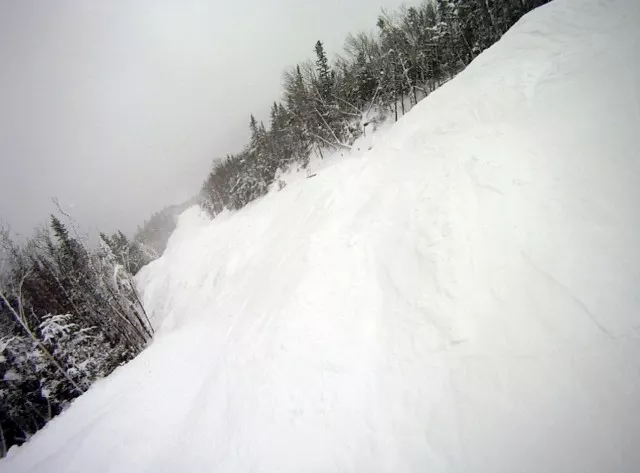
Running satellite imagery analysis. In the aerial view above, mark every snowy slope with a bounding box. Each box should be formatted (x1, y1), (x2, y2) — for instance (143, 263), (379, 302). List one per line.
(3, 0), (640, 471)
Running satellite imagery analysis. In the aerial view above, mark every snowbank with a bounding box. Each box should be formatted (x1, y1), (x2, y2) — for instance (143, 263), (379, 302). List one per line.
(3, 0), (639, 471)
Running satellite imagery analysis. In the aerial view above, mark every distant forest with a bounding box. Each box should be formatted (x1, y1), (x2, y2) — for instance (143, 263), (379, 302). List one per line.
(0, 0), (551, 456)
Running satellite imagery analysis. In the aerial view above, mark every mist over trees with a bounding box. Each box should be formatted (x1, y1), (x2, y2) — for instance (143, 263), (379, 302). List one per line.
(200, 0), (551, 215)
(133, 199), (197, 257)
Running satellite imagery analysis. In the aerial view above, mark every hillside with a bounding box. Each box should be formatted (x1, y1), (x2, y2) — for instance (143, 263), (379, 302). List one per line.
(2, 0), (639, 471)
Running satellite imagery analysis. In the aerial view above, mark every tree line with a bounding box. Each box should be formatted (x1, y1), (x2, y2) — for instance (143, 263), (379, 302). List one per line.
(0, 216), (154, 455)
(0, 198), (192, 455)
(200, 0), (551, 214)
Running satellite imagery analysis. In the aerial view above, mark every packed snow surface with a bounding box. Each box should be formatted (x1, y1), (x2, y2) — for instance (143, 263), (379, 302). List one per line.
(3, 0), (640, 471)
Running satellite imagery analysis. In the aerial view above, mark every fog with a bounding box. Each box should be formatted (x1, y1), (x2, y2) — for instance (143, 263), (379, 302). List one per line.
(0, 0), (412, 238)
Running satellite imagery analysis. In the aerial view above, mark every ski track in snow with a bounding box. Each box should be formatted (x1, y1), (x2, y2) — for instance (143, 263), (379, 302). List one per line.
(3, 0), (640, 471)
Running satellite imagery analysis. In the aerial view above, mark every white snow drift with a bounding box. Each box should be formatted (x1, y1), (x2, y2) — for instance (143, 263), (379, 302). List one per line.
(2, 0), (640, 471)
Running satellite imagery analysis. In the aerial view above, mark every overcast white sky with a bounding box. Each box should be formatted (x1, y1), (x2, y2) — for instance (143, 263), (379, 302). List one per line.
(0, 0), (413, 238)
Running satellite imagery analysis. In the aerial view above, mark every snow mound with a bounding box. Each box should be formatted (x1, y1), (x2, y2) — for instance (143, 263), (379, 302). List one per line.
(3, 0), (640, 471)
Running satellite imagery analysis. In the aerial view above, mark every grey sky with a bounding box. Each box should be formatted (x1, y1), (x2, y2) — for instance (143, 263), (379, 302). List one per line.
(0, 0), (411, 238)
